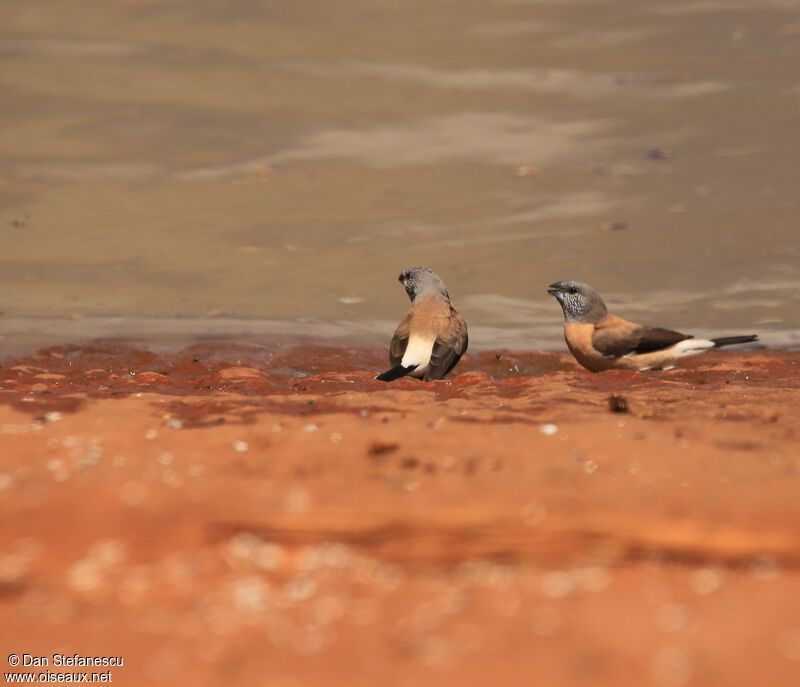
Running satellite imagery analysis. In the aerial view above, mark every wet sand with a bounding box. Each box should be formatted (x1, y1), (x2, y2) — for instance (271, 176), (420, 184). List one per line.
(2, 0), (799, 344)
(1, 341), (799, 686)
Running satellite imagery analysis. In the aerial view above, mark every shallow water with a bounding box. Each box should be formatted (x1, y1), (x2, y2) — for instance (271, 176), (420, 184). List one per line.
(1, 0), (799, 351)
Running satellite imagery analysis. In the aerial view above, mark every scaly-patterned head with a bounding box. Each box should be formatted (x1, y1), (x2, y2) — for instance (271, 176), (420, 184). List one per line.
(547, 281), (608, 324)
(399, 266), (451, 303)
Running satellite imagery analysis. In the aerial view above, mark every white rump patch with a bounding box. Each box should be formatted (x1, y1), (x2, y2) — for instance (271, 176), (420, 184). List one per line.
(401, 335), (435, 370)
(672, 338), (715, 357)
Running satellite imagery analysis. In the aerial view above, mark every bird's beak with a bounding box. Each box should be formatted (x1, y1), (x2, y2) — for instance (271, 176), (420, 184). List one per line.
(547, 283), (564, 302)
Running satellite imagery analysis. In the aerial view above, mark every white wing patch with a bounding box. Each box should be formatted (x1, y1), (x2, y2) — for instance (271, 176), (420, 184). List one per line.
(401, 334), (435, 371)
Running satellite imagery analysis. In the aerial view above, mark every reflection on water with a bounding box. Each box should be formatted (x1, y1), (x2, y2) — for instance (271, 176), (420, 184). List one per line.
(0, 0), (798, 350)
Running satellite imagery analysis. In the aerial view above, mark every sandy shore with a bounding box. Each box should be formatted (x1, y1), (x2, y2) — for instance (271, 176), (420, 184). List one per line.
(1, 342), (799, 686)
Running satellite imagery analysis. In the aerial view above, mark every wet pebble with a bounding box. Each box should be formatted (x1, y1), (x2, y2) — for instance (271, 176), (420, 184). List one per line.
(215, 366), (265, 380)
(599, 220), (628, 232)
(647, 147), (673, 160)
(583, 460), (599, 474)
(608, 393), (628, 412)
(338, 296), (366, 304)
(136, 371), (169, 383)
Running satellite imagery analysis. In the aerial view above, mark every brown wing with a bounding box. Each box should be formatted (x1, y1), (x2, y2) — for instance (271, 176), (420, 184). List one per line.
(592, 317), (690, 358)
(388, 312), (412, 367)
(423, 307), (468, 381)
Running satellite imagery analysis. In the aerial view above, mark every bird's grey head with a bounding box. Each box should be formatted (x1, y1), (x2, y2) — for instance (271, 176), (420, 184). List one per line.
(547, 281), (608, 324)
(399, 265), (450, 303)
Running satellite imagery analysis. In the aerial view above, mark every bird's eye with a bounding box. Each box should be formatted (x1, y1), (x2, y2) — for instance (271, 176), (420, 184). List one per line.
(568, 287), (577, 294)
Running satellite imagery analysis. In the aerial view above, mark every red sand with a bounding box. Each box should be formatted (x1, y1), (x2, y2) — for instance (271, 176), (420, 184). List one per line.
(1, 342), (799, 686)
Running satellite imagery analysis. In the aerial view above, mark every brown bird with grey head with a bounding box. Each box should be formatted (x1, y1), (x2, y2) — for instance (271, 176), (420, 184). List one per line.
(376, 266), (468, 382)
(547, 280), (758, 372)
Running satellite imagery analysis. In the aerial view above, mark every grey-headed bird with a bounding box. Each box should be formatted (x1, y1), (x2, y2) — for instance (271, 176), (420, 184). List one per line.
(547, 280), (757, 372)
(376, 266), (468, 381)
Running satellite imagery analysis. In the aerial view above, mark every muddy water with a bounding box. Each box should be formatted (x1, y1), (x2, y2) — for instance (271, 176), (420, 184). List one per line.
(1, 0), (799, 352)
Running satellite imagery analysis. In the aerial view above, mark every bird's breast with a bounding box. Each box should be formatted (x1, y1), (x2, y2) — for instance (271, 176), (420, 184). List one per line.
(564, 322), (610, 371)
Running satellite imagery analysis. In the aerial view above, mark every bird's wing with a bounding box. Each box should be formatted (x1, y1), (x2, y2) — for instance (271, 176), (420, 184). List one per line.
(424, 307), (469, 381)
(592, 316), (690, 357)
(388, 312), (412, 367)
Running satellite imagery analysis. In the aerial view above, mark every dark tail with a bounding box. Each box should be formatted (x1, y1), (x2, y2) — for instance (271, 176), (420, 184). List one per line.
(712, 335), (758, 348)
(375, 364), (418, 382)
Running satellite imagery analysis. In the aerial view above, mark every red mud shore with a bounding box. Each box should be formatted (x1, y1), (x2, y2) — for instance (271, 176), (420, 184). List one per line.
(1, 341), (799, 686)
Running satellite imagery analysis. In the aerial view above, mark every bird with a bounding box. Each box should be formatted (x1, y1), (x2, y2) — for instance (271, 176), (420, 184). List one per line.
(547, 280), (758, 372)
(376, 266), (468, 382)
